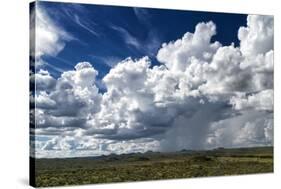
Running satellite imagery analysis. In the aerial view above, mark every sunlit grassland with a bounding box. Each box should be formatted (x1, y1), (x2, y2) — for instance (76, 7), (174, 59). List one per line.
(34, 146), (273, 187)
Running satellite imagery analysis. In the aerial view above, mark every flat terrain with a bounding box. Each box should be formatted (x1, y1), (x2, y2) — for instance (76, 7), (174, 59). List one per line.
(33, 146), (273, 187)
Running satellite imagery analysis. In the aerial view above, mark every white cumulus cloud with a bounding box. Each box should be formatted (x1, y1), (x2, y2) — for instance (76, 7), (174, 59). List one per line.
(33, 14), (274, 158)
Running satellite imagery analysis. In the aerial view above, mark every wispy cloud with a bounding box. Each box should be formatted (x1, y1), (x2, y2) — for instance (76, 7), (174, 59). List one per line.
(145, 30), (162, 57)
(110, 25), (161, 57)
(35, 56), (75, 75)
(73, 14), (100, 37)
(52, 56), (75, 68)
(111, 25), (141, 50)
(44, 61), (67, 74)
(91, 55), (123, 68)
(132, 8), (162, 56)
(133, 7), (152, 27)
(35, 4), (73, 59)
(61, 4), (101, 38)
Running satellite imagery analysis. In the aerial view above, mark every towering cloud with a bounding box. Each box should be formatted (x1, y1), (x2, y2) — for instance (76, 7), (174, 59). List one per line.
(34, 62), (101, 135)
(157, 21), (221, 72)
(34, 15), (273, 158)
(238, 15), (274, 57)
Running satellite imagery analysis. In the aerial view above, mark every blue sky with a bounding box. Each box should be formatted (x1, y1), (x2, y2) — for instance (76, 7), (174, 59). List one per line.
(31, 1), (273, 158)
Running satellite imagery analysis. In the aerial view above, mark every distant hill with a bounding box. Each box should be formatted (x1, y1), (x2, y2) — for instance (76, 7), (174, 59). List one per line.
(35, 146), (273, 160)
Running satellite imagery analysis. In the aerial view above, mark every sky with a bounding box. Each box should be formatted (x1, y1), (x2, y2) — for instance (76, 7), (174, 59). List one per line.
(30, 1), (273, 158)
